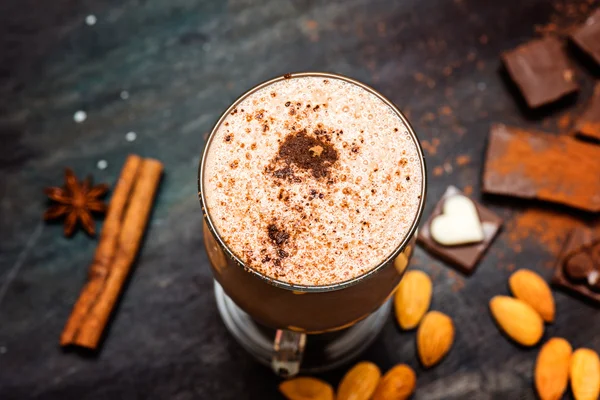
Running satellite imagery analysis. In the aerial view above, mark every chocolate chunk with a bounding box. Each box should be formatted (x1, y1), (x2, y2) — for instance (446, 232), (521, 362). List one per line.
(553, 226), (600, 305)
(276, 131), (338, 179)
(574, 82), (600, 142)
(570, 9), (600, 67)
(565, 252), (594, 281)
(482, 124), (600, 212)
(417, 186), (502, 275)
(501, 37), (579, 108)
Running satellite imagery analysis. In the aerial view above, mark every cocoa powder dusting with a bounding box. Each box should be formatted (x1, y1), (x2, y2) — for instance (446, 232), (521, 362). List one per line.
(273, 130), (338, 179)
(557, 113), (572, 131)
(507, 208), (583, 257)
(267, 224), (290, 245)
(456, 155), (471, 166)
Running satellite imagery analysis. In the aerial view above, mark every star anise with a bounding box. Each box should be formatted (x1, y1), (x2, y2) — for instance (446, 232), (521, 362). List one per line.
(44, 168), (109, 237)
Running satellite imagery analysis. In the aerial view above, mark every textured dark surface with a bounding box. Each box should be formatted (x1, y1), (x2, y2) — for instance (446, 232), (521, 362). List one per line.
(1, 0), (599, 399)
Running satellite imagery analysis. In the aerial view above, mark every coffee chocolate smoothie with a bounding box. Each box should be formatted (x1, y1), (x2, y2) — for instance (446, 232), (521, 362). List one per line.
(203, 75), (423, 286)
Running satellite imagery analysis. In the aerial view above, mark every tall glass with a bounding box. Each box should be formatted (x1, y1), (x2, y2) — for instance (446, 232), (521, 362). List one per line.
(198, 72), (426, 375)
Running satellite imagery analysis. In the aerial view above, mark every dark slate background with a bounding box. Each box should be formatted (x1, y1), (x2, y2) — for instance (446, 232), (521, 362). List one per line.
(0, 0), (599, 398)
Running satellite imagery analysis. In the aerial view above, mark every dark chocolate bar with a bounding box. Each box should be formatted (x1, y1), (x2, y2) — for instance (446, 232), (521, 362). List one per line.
(502, 37), (579, 108)
(570, 9), (600, 67)
(483, 124), (600, 212)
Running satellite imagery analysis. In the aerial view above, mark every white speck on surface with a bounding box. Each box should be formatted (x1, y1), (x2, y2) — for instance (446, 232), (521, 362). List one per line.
(85, 15), (97, 26)
(73, 110), (87, 123)
(477, 82), (486, 91)
(443, 162), (453, 174)
(589, 270), (599, 286)
(97, 160), (108, 170)
(125, 131), (137, 142)
(120, 90), (129, 100)
(0, 346), (6, 354)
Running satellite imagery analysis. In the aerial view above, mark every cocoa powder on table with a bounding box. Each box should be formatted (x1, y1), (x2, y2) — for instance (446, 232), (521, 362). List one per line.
(506, 208), (584, 257)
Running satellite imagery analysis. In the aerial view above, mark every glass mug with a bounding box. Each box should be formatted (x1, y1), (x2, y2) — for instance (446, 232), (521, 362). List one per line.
(198, 72), (426, 375)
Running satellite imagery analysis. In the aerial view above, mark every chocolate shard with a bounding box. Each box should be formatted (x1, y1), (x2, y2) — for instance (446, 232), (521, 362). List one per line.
(417, 186), (502, 275)
(570, 9), (600, 67)
(574, 82), (600, 142)
(501, 36), (579, 108)
(482, 124), (600, 213)
(553, 225), (600, 305)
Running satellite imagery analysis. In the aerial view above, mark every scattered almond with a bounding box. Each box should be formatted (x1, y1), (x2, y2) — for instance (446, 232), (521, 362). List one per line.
(489, 296), (544, 346)
(372, 364), (416, 400)
(279, 377), (334, 400)
(394, 270), (433, 330)
(417, 311), (455, 368)
(534, 337), (572, 400)
(509, 269), (555, 323)
(337, 361), (381, 400)
(570, 348), (600, 400)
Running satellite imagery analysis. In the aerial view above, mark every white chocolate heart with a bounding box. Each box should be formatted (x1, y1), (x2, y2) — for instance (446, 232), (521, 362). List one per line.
(430, 195), (485, 246)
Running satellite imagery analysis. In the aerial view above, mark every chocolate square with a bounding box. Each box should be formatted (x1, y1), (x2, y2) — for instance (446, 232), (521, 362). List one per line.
(553, 226), (600, 306)
(502, 36), (579, 108)
(417, 186), (503, 275)
(570, 9), (600, 67)
(482, 124), (600, 213)
(574, 82), (600, 142)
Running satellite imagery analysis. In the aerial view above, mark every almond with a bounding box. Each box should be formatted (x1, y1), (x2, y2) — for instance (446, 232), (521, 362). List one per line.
(279, 377), (334, 400)
(570, 348), (600, 400)
(509, 269), (555, 323)
(372, 364), (416, 400)
(394, 270), (432, 330)
(489, 296), (544, 346)
(534, 337), (572, 400)
(337, 361), (381, 400)
(417, 311), (454, 368)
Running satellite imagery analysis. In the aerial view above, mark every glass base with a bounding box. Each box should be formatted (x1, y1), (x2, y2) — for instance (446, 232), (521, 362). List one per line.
(214, 280), (391, 374)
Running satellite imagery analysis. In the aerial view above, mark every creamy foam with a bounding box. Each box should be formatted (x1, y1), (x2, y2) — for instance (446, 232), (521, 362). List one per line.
(203, 75), (423, 286)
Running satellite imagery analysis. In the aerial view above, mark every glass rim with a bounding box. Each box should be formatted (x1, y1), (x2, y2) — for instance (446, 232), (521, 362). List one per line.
(197, 71), (427, 293)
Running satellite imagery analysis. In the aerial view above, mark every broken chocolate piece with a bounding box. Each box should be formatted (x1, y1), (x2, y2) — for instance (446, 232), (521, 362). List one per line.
(565, 252), (595, 281)
(570, 9), (600, 67)
(417, 186), (502, 275)
(574, 82), (600, 142)
(502, 37), (579, 108)
(482, 124), (600, 212)
(553, 226), (600, 305)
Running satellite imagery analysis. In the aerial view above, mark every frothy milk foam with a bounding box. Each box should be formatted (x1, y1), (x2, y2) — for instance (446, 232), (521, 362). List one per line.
(203, 75), (423, 286)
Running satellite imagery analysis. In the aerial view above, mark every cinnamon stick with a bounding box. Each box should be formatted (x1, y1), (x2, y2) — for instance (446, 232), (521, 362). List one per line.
(61, 156), (163, 349)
